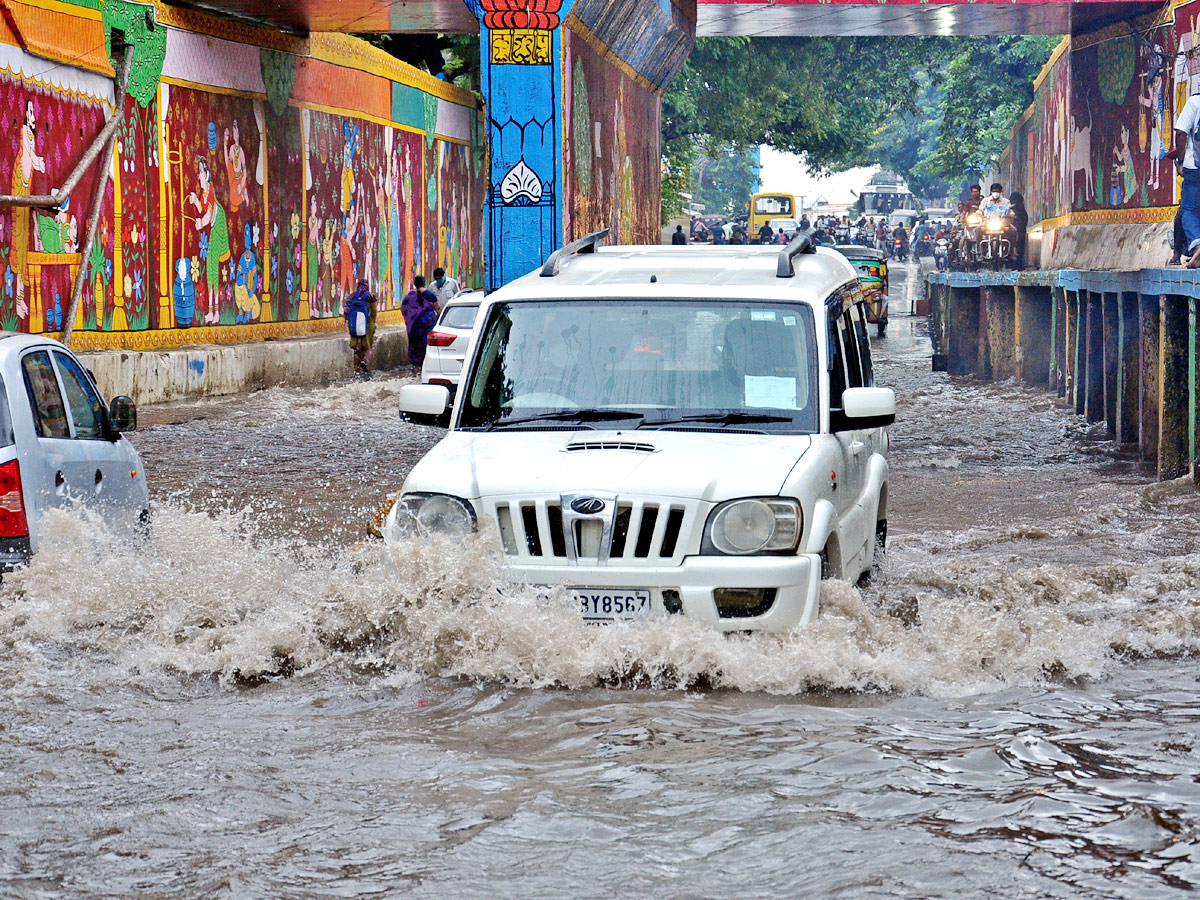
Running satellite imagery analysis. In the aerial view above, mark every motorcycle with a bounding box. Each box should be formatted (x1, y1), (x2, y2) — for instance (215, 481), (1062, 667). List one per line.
(933, 237), (951, 272)
(977, 210), (1017, 270)
(914, 235), (933, 259)
(957, 211), (985, 270)
(892, 237), (909, 262)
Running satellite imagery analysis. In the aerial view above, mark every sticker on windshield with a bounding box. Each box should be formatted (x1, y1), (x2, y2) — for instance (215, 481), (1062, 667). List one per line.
(750, 310), (776, 322)
(783, 316), (796, 326)
(745, 376), (798, 409)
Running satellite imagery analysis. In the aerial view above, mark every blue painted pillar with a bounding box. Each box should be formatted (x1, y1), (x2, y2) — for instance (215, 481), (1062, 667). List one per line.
(467, 1), (577, 291)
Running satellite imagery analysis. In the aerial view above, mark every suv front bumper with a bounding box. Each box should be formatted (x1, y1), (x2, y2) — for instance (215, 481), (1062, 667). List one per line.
(509, 552), (822, 633)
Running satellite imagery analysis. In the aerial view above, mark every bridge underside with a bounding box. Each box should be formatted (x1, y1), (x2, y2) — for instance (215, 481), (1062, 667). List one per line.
(176, 1), (1162, 36)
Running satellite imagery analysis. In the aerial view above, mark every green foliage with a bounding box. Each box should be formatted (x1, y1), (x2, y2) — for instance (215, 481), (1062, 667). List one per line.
(663, 34), (1059, 216)
(662, 36), (933, 221)
(689, 150), (759, 218)
(920, 35), (1061, 182)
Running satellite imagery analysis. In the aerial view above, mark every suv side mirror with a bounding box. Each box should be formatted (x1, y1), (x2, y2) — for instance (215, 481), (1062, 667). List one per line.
(838, 387), (895, 430)
(109, 395), (137, 434)
(399, 384), (451, 427)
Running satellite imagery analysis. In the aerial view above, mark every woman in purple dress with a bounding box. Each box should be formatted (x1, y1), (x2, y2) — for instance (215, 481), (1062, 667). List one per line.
(401, 275), (441, 367)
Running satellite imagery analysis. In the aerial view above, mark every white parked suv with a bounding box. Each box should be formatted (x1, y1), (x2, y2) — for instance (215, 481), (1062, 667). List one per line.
(419, 292), (480, 396)
(0, 333), (148, 570)
(393, 233), (894, 631)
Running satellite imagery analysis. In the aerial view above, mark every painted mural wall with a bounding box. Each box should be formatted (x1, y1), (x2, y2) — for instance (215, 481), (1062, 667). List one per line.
(563, 25), (662, 246)
(0, 0), (485, 352)
(1002, 1), (1200, 231)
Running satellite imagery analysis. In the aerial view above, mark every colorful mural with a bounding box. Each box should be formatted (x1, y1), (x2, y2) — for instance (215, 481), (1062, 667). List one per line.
(564, 26), (661, 245)
(0, 0), (485, 351)
(1002, 2), (1200, 230)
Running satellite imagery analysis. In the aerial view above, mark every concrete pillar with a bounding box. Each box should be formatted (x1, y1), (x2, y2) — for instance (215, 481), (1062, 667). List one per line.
(948, 286), (980, 376)
(1084, 292), (1104, 423)
(984, 286), (1015, 380)
(976, 287), (993, 380)
(1015, 285), (1052, 386)
(1139, 294), (1161, 465)
(474, 5), (578, 291)
(1070, 292), (1089, 415)
(1160, 295), (1190, 480)
(1115, 291), (1139, 445)
(1102, 292), (1118, 437)
(1052, 287), (1068, 397)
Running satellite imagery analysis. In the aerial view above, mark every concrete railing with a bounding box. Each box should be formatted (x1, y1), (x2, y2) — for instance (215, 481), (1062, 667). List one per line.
(926, 270), (1200, 483)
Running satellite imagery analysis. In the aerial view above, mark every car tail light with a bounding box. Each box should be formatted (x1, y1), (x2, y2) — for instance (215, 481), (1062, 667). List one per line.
(0, 459), (29, 539)
(426, 331), (457, 347)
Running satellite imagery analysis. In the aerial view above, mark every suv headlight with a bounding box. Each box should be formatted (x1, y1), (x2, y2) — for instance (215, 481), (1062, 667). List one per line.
(385, 492), (477, 537)
(702, 498), (802, 555)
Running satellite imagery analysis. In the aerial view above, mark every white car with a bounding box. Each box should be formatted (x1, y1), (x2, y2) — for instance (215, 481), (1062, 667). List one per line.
(768, 217), (800, 238)
(394, 234), (893, 632)
(420, 292), (480, 396)
(0, 333), (148, 570)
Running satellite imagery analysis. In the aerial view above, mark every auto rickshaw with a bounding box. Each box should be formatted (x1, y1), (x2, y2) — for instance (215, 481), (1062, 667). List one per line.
(834, 245), (889, 333)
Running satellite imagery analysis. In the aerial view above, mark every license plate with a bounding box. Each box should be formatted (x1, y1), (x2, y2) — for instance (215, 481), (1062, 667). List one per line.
(573, 588), (652, 623)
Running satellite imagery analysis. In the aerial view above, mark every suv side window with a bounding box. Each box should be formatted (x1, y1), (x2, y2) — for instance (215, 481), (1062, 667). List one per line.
(53, 351), (106, 439)
(22, 351), (71, 438)
(849, 304), (875, 386)
(827, 302), (848, 412)
(840, 311), (865, 389)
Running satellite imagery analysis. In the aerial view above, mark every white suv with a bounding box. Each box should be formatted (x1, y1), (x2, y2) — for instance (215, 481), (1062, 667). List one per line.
(394, 233), (894, 632)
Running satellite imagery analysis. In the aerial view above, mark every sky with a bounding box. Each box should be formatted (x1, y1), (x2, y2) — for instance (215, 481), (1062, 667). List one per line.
(757, 147), (878, 214)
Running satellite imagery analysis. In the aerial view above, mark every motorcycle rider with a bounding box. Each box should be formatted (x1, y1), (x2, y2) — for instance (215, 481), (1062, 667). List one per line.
(891, 222), (909, 259)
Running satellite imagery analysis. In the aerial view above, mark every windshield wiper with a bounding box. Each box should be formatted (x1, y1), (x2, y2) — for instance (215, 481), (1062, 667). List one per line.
(488, 409), (646, 429)
(640, 412), (795, 429)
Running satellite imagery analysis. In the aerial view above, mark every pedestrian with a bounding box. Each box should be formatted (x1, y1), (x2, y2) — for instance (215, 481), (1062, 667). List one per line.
(431, 266), (461, 304)
(1008, 191), (1029, 270)
(344, 277), (377, 378)
(711, 221), (726, 244)
(671, 224), (687, 245)
(401, 274), (441, 368)
(1171, 207), (1187, 266)
(1168, 92), (1200, 266)
(799, 214), (810, 232)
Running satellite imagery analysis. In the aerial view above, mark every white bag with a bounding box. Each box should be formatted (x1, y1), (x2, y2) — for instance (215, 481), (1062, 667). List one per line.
(348, 310), (367, 338)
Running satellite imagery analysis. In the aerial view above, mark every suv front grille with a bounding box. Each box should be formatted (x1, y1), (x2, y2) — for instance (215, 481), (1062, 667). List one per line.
(491, 498), (694, 566)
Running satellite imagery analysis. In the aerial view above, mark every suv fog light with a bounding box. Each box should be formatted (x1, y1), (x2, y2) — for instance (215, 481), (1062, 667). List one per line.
(714, 588), (777, 618)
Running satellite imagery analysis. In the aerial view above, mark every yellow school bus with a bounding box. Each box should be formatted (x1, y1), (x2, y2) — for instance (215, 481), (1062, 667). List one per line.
(748, 192), (796, 242)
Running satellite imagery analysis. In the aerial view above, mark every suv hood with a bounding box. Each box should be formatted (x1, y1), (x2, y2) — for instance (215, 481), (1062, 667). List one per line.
(404, 429), (813, 502)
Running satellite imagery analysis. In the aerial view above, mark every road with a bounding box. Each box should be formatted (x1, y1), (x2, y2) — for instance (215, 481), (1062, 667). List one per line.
(3, 258), (1200, 897)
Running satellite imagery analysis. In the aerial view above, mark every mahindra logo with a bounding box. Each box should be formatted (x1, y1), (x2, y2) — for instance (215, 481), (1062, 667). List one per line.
(570, 496), (606, 515)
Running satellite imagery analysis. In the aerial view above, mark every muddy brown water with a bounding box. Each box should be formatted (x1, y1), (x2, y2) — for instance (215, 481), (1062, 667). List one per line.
(3, 262), (1200, 898)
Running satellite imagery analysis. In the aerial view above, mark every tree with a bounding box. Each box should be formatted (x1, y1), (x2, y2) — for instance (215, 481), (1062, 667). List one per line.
(690, 150), (760, 218)
(920, 36), (1060, 180)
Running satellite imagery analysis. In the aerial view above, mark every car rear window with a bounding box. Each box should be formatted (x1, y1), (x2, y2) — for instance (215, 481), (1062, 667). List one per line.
(440, 304), (478, 330)
(0, 374), (13, 447)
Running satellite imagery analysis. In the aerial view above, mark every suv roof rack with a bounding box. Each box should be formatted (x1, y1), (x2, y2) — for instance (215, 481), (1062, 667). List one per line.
(776, 232), (817, 278)
(540, 229), (611, 277)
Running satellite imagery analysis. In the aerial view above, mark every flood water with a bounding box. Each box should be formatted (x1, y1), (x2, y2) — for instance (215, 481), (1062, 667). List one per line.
(3, 262), (1200, 897)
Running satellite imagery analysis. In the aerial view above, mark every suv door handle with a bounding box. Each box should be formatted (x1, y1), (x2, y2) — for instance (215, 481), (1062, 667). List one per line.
(850, 440), (866, 455)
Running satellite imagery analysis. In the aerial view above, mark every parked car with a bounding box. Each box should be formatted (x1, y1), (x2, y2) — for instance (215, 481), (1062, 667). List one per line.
(419, 291), (480, 398)
(392, 232), (894, 632)
(0, 334), (147, 570)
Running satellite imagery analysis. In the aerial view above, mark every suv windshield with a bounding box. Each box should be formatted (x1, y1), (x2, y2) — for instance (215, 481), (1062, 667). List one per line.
(458, 300), (819, 433)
